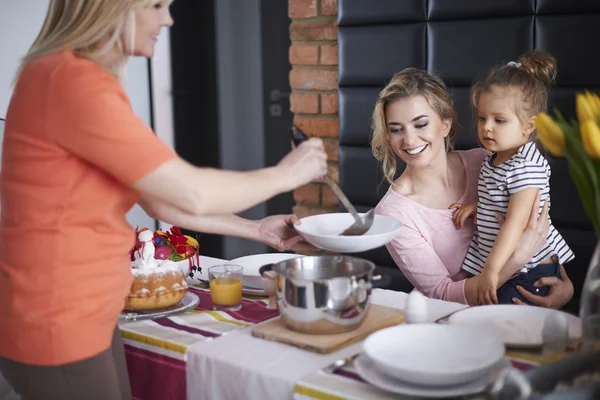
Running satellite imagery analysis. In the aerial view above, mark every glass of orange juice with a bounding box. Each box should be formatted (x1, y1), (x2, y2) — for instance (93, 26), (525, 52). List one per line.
(208, 264), (243, 311)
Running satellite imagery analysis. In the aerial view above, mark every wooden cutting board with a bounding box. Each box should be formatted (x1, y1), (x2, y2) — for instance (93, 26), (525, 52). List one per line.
(251, 304), (405, 354)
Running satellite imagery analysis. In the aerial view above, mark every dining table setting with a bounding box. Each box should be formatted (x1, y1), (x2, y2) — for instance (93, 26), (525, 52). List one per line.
(117, 214), (600, 400)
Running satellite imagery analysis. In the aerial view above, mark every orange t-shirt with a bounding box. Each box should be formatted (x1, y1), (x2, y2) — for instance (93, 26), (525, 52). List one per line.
(0, 51), (176, 365)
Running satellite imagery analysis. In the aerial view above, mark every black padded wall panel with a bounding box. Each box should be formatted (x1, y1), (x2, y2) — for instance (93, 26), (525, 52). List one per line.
(428, 18), (534, 86)
(338, 24), (427, 86)
(337, 0), (600, 311)
(428, 0), (535, 20)
(448, 87), (478, 150)
(338, 87), (381, 146)
(536, 15), (600, 86)
(339, 147), (387, 208)
(338, 0), (426, 26)
(537, 0), (600, 14)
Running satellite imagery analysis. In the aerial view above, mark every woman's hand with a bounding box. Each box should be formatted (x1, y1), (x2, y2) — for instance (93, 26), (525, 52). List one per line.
(512, 265), (574, 308)
(277, 138), (328, 190)
(257, 214), (319, 252)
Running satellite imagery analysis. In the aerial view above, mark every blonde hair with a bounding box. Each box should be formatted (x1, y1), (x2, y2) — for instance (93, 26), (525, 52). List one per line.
(371, 68), (458, 184)
(17, 0), (168, 81)
(471, 51), (557, 125)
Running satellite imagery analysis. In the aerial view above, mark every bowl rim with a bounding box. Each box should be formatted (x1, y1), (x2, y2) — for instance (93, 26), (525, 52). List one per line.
(294, 213), (403, 239)
(363, 324), (505, 378)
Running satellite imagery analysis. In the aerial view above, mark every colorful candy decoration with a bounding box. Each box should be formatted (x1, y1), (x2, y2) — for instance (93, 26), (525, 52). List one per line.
(130, 226), (200, 273)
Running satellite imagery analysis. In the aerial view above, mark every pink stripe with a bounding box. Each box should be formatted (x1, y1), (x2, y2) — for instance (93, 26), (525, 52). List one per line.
(153, 316), (220, 338)
(334, 369), (364, 382)
(189, 287), (279, 323)
(125, 345), (186, 400)
(510, 359), (537, 371)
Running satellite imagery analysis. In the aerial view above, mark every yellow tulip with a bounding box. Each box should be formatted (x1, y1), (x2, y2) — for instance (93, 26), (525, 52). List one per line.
(185, 235), (199, 248)
(576, 93), (597, 123)
(535, 112), (565, 157)
(585, 90), (600, 121)
(581, 120), (600, 158)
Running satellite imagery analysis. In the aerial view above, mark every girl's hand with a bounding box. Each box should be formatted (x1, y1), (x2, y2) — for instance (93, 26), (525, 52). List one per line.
(449, 202), (477, 229)
(476, 270), (499, 305)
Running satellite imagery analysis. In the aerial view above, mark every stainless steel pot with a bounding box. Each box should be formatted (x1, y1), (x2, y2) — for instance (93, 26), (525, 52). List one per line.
(260, 255), (375, 334)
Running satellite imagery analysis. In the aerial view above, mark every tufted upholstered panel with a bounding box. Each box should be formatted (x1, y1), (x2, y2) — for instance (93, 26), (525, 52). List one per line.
(337, 0), (600, 312)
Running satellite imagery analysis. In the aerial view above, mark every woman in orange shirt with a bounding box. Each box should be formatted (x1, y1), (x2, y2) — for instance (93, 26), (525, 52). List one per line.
(0, 1), (327, 399)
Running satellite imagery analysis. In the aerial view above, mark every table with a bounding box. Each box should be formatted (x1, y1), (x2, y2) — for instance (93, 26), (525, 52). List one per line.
(120, 256), (279, 400)
(185, 289), (483, 400)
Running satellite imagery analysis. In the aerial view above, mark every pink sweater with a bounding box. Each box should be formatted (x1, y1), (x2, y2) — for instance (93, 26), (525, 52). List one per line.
(375, 148), (489, 304)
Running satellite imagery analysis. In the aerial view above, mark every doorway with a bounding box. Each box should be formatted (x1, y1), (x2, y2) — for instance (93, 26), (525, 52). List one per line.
(169, 0), (293, 260)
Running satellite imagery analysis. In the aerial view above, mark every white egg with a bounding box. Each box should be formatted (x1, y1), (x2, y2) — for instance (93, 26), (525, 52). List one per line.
(404, 290), (428, 324)
(542, 311), (568, 353)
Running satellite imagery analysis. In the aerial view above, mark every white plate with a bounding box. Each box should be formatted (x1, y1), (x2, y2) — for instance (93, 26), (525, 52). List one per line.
(354, 354), (511, 398)
(294, 213), (403, 253)
(228, 253), (301, 289)
(447, 305), (581, 348)
(363, 324), (505, 386)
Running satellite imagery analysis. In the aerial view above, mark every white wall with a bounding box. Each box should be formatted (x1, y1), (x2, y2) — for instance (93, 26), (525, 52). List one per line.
(0, 0), (156, 230)
(0, 0), (48, 116)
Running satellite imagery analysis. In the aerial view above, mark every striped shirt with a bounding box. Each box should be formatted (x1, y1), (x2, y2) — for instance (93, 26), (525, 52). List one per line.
(462, 142), (574, 275)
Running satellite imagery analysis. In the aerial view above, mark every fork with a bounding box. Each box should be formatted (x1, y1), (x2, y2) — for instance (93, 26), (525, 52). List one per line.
(322, 353), (361, 374)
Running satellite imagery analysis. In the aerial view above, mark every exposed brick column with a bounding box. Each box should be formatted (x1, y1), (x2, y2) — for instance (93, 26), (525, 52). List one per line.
(288, 0), (339, 218)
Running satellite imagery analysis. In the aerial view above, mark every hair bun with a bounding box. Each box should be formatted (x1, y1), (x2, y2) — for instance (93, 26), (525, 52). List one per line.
(517, 51), (557, 88)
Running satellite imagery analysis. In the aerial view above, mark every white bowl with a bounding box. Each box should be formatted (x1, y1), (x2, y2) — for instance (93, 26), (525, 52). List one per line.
(363, 324), (505, 387)
(227, 253), (301, 289)
(294, 213), (402, 253)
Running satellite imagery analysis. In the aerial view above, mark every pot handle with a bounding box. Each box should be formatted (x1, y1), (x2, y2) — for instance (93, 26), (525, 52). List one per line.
(259, 263), (275, 277)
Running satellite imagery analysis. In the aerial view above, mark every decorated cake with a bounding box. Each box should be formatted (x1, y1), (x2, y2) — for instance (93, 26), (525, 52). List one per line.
(126, 226), (200, 311)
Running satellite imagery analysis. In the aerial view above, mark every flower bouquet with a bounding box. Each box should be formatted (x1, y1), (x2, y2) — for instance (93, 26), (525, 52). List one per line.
(536, 91), (600, 352)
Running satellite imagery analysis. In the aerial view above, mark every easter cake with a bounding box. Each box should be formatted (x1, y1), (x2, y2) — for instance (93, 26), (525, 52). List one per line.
(126, 227), (199, 311)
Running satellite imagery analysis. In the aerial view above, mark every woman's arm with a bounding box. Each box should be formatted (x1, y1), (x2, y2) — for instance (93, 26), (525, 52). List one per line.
(48, 73), (328, 218)
(384, 226), (470, 305)
(134, 138), (327, 217)
(139, 197), (316, 252)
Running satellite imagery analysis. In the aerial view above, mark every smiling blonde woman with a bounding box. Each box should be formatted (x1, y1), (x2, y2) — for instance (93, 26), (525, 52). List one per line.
(0, 1), (327, 399)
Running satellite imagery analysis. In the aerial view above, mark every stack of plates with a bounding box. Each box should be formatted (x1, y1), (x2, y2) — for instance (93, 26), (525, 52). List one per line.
(357, 324), (509, 398)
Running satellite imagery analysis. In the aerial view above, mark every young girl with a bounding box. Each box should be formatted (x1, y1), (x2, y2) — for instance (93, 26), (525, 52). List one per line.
(451, 51), (574, 305)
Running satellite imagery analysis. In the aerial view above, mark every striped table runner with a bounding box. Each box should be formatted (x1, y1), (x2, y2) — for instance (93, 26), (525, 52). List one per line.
(292, 349), (551, 399)
(120, 287), (278, 400)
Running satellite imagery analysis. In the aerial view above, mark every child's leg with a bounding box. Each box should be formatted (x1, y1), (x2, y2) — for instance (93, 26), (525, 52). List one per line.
(496, 262), (559, 305)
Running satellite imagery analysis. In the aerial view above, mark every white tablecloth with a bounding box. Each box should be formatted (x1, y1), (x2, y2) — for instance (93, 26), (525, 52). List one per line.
(186, 288), (467, 400)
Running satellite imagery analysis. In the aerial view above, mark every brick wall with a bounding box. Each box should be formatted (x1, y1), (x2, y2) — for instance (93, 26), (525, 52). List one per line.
(288, 0), (339, 218)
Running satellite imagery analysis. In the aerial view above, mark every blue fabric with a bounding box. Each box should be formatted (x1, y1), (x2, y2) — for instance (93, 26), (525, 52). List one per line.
(496, 262), (560, 305)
